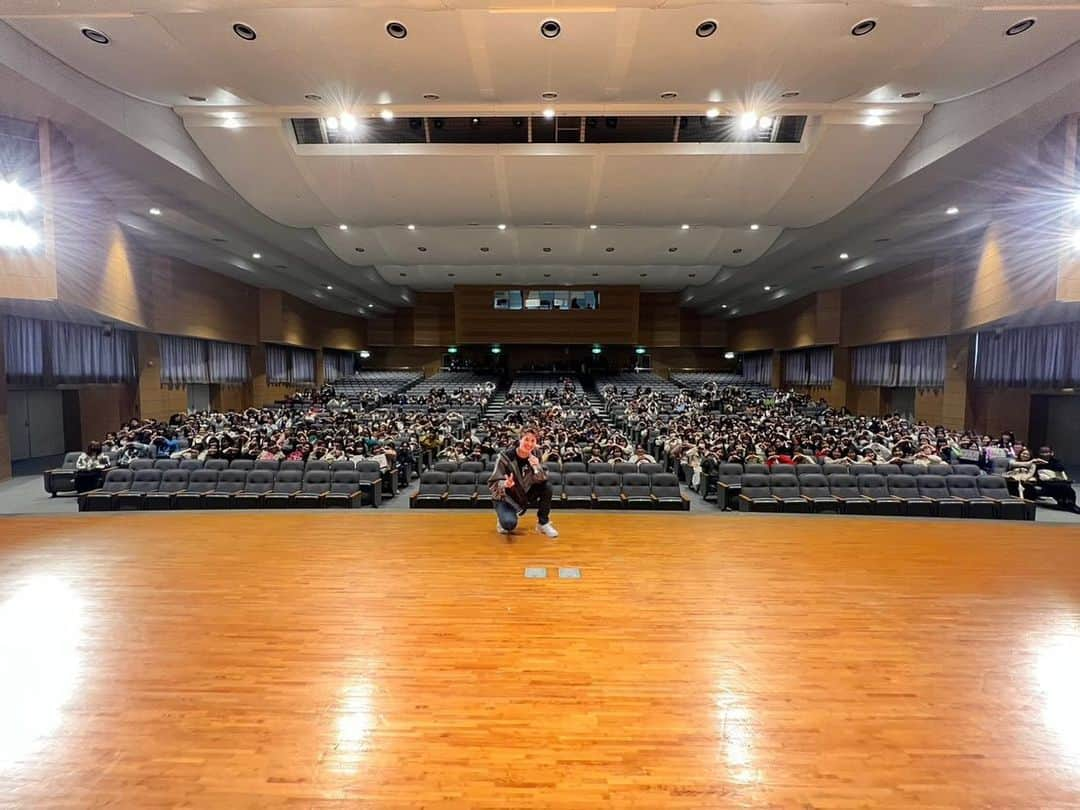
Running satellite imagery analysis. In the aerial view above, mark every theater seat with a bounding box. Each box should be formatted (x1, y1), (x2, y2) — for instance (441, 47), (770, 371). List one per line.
(827, 474), (874, 515)
(113, 469), (162, 510)
(411, 471), (447, 508)
(592, 473), (624, 509)
(738, 474), (779, 513)
(145, 469), (190, 510)
(201, 469), (247, 508)
(293, 470), (331, 507)
(798, 474), (840, 513)
(651, 473), (689, 511)
(857, 474), (903, 517)
(233, 469), (275, 507)
(173, 469), (219, 508)
(562, 472), (593, 508)
(946, 475), (996, 519)
(325, 471), (364, 508)
(770, 474), (811, 513)
(977, 476), (1035, 520)
(715, 464), (744, 510)
(354, 461), (383, 506)
(916, 475), (964, 518)
(43, 452), (82, 497)
(79, 468), (133, 511)
(263, 469), (303, 507)
(888, 474), (937, 517)
(621, 473), (653, 509)
(446, 472), (477, 508)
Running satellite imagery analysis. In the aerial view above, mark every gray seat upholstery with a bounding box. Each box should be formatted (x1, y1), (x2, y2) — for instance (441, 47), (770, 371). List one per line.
(173, 469), (219, 508)
(128, 459), (153, 471)
(593, 472), (623, 508)
(114, 469), (162, 510)
(738, 473), (778, 513)
(849, 463), (875, 478)
(329, 460), (354, 473)
(562, 462), (587, 475)
(545, 472), (563, 508)
(80, 468), (133, 511)
(715, 463), (744, 510)
(874, 464), (902, 476)
(293, 470), (332, 507)
(977, 475), (1034, 520)
(769, 463), (796, 477)
(280, 460), (305, 474)
(563, 472), (593, 507)
(915, 475), (962, 518)
(433, 461), (458, 473)
(325, 471), (364, 508)
(263, 469), (303, 507)
(743, 463), (768, 476)
(798, 473), (840, 513)
(44, 452), (83, 496)
(613, 463), (638, 476)
(204, 459), (229, 472)
(230, 459), (254, 471)
(828, 473), (873, 515)
(621, 473), (653, 509)
(951, 464), (981, 477)
(926, 464), (953, 477)
(153, 459), (179, 471)
(638, 463), (664, 476)
(233, 469), (275, 507)
(588, 462), (614, 475)
(887, 474), (937, 517)
(946, 475), (995, 519)
(447, 472), (477, 507)
(651, 473), (688, 511)
(857, 474), (903, 516)
(305, 460), (331, 473)
(770, 473), (811, 513)
(202, 469), (247, 508)
(795, 463), (821, 477)
(411, 471), (448, 508)
(179, 459), (204, 471)
(459, 461), (484, 474)
(822, 463), (848, 477)
(145, 469), (190, 509)
(255, 459), (282, 472)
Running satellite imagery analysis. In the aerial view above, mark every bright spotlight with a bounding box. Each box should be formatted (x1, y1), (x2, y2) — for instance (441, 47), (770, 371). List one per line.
(542, 108), (556, 120)
(497, 223), (507, 231)
(251, 252), (261, 259)
(1072, 230), (1080, 251)
(340, 113), (358, 131)
(681, 223), (691, 230)
(338, 224), (348, 231)
(738, 111), (758, 130)
(0, 180), (36, 214)
(865, 115), (883, 127)
(705, 108), (720, 119)
(359, 350), (371, 359)
(758, 115), (774, 129)
(839, 252), (849, 260)
(750, 223), (760, 231)
(325, 116), (339, 131)
(724, 351), (736, 360)
(589, 224), (598, 230)
(380, 109), (394, 121)
(946, 206), (959, 215)
(222, 117), (241, 129)
(148, 207), (162, 216)
(0, 219), (41, 250)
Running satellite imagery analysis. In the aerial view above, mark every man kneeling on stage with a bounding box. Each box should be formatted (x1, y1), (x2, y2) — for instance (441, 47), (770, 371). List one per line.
(489, 427), (559, 537)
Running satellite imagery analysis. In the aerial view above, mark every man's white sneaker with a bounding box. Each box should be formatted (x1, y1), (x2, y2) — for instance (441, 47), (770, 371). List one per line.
(536, 522), (559, 538)
(497, 522), (511, 535)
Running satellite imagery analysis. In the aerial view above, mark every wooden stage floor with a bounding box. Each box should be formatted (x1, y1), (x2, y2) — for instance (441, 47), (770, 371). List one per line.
(1, 512), (1079, 808)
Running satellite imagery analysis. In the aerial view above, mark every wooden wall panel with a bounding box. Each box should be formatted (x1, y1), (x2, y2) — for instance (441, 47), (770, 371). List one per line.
(649, 347), (735, 376)
(953, 222), (1058, 332)
(367, 314), (396, 346)
(413, 293), (455, 346)
(915, 389), (946, 426)
(148, 257), (258, 345)
(847, 386), (883, 417)
(971, 387), (1032, 439)
(942, 334), (973, 431)
(454, 286), (639, 345)
(727, 294), (822, 352)
(79, 386), (138, 447)
(212, 385), (250, 413)
(368, 346), (445, 374)
(840, 260), (953, 347)
(0, 119), (58, 304)
(638, 293), (681, 347)
(277, 293), (366, 350)
(135, 333), (187, 422)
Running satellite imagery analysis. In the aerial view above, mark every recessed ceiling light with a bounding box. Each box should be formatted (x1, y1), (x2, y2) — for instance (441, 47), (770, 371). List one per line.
(542, 247), (552, 252)
(447, 272), (455, 277)
(689, 273), (696, 277)
(592, 272), (599, 276)
(1005, 18), (1036, 36)
(668, 247), (678, 252)
(340, 113), (358, 131)
(839, 253), (849, 260)
(696, 20), (718, 38)
(721, 304), (728, 309)
(274, 264), (287, 270)
(901, 91), (922, 100)
(232, 22), (257, 41)
(355, 247), (365, 253)
(407, 224), (416, 230)
(732, 248), (743, 254)
(946, 206), (959, 215)
(542, 108), (556, 120)
(781, 90), (800, 98)
(187, 95), (207, 103)
(811, 265), (825, 270)
(681, 223), (691, 230)
(605, 247), (615, 252)
(738, 111), (758, 130)
(589, 224), (598, 230)
(873, 237), (891, 243)
(763, 285), (772, 291)
(223, 118), (241, 129)
(865, 115), (883, 127)
(386, 21), (408, 39)
(497, 223), (507, 230)
(750, 223), (760, 231)
(541, 91), (559, 101)
(325, 116), (339, 131)
(338, 224), (348, 230)
(758, 115), (774, 129)
(540, 19), (561, 39)
(252, 252), (261, 259)
(417, 246), (427, 252)
(640, 273), (648, 278)
(495, 272), (503, 277)
(81, 27), (110, 45)
(705, 108), (720, 119)
(381, 109), (394, 121)
(368, 303), (374, 308)
(423, 93), (440, 101)
(544, 273), (552, 277)
(851, 19), (876, 36)
(325, 284), (333, 290)
(400, 272), (407, 277)
(148, 207), (161, 216)
(480, 247), (490, 252)
(211, 237), (227, 243)
(304, 93), (323, 102)
(660, 91), (678, 100)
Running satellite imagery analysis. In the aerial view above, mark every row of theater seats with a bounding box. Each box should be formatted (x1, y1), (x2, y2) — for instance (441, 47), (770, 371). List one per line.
(430, 460), (668, 476)
(46, 455), (396, 499)
(731, 473), (1032, 520)
(77, 468), (380, 511)
(411, 471), (689, 510)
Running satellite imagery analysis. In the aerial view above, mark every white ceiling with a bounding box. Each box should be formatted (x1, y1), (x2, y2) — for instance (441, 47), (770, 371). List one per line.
(2, 1), (1079, 303)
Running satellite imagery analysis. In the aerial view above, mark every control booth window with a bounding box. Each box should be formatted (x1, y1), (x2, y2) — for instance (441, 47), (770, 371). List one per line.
(493, 290), (523, 310)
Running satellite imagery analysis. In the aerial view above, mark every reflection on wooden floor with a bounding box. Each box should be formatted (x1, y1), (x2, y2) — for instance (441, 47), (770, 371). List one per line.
(1, 512), (1079, 807)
